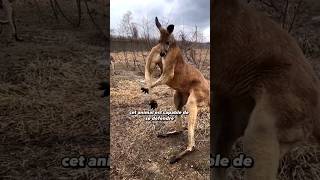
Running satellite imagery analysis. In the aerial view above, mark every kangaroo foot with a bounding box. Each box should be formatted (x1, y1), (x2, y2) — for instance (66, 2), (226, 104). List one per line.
(169, 146), (195, 164)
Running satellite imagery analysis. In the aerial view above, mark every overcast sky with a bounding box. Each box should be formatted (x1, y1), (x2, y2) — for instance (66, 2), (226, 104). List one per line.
(110, 0), (210, 42)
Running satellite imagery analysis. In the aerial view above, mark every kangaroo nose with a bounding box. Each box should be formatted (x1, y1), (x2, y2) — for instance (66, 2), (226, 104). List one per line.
(160, 52), (165, 57)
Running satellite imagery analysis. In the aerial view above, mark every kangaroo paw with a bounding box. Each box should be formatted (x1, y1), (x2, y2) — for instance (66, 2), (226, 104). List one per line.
(149, 100), (158, 109)
(141, 87), (149, 94)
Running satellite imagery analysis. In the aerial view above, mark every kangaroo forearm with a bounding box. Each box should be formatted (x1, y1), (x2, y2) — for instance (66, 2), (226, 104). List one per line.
(150, 71), (174, 88)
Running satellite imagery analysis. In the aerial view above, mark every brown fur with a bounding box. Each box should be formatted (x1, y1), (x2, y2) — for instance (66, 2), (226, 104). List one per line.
(212, 0), (320, 179)
(0, 0), (21, 41)
(143, 17), (210, 163)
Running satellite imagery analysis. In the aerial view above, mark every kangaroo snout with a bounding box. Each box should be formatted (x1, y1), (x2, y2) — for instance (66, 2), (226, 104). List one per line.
(160, 52), (166, 57)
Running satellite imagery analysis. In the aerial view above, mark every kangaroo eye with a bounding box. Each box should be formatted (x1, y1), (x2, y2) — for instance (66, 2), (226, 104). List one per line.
(166, 41), (170, 45)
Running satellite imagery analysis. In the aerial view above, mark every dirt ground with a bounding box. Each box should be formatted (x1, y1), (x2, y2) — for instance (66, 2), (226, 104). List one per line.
(1, 1), (109, 179)
(110, 50), (210, 179)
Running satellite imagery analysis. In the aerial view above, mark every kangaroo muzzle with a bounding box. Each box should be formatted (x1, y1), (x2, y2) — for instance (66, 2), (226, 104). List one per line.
(160, 49), (168, 57)
(160, 52), (166, 57)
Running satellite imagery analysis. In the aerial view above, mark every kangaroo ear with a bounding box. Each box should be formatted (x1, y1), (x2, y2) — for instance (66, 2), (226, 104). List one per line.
(167, 24), (174, 34)
(155, 17), (161, 30)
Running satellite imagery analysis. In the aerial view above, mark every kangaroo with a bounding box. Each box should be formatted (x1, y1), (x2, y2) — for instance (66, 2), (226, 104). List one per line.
(0, 0), (22, 41)
(142, 17), (210, 163)
(211, 0), (320, 179)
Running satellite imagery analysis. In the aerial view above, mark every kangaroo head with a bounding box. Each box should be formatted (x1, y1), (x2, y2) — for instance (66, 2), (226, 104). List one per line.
(155, 17), (175, 58)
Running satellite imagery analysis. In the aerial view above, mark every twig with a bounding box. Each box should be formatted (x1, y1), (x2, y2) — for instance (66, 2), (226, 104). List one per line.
(288, 0), (303, 33)
(84, 0), (107, 39)
(53, 0), (81, 27)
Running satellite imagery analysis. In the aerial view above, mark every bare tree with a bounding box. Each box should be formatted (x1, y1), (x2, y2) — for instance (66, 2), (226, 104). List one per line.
(112, 15), (209, 74)
(248, 0), (305, 33)
(119, 11), (139, 38)
(178, 26), (209, 71)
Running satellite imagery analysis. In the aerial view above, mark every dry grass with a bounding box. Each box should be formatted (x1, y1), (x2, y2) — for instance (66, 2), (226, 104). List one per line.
(0, 1), (108, 179)
(279, 144), (320, 180)
(110, 49), (210, 179)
